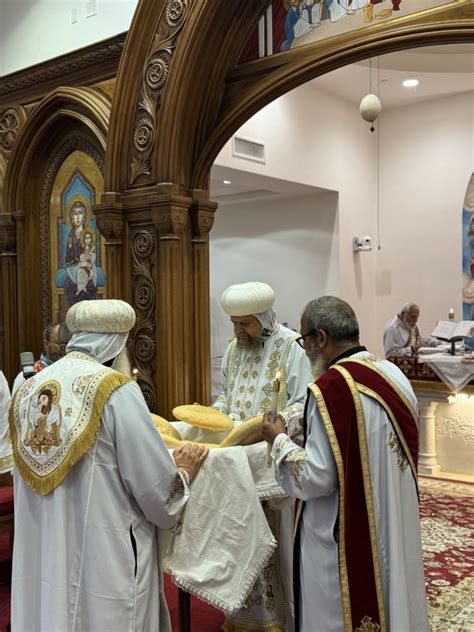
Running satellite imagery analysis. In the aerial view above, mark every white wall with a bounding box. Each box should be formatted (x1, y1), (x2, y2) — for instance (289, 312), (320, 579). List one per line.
(213, 83), (473, 356)
(376, 90), (474, 341)
(214, 81), (379, 352)
(210, 191), (339, 357)
(0, 0), (137, 76)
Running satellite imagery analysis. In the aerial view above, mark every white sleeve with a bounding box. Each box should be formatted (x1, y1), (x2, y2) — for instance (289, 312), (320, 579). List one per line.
(383, 325), (412, 357)
(272, 395), (337, 501)
(0, 372), (12, 472)
(101, 381), (189, 530)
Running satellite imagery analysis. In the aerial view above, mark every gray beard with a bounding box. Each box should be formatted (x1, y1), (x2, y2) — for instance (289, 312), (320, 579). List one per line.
(307, 344), (327, 380)
(237, 335), (263, 351)
(310, 357), (326, 381)
(112, 346), (132, 377)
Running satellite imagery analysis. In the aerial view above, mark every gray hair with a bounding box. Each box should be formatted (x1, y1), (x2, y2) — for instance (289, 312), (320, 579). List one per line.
(58, 323), (73, 346)
(42, 324), (56, 341)
(304, 296), (359, 343)
(400, 302), (419, 315)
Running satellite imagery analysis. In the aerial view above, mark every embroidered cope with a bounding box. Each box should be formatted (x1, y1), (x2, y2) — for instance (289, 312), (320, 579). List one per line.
(10, 351), (190, 632)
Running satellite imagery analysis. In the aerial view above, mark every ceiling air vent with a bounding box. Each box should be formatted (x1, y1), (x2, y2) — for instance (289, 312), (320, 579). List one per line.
(232, 135), (266, 164)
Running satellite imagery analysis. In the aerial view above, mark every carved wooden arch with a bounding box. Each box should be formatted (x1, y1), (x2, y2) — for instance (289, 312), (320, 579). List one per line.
(102, 0), (473, 418)
(4, 86), (110, 210)
(107, 0), (474, 196)
(1, 86), (111, 380)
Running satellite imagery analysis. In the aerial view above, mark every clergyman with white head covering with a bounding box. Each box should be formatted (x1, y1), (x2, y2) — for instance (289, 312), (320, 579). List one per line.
(9, 299), (208, 632)
(215, 281), (312, 632)
(215, 281), (312, 427)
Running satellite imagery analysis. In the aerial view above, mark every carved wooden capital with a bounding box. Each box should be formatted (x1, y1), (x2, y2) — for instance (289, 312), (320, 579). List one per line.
(152, 195), (191, 239)
(0, 213), (17, 253)
(93, 205), (124, 243)
(189, 199), (217, 242)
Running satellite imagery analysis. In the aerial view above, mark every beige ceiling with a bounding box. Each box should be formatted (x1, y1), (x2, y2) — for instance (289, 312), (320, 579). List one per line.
(313, 43), (474, 109)
(211, 43), (473, 198)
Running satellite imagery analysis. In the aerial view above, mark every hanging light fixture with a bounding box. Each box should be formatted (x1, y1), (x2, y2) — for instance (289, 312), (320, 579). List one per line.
(359, 58), (382, 132)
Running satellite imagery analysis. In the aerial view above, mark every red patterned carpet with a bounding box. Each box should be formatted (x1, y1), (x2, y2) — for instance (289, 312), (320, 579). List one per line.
(419, 477), (474, 632)
(0, 477), (471, 632)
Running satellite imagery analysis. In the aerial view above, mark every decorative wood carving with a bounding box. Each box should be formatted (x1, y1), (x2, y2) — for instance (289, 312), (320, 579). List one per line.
(189, 199), (217, 243)
(129, 0), (193, 186)
(0, 105), (27, 156)
(95, 211), (124, 243)
(130, 225), (158, 411)
(0, 34), (125, 106)
(152, 194), (190, 239)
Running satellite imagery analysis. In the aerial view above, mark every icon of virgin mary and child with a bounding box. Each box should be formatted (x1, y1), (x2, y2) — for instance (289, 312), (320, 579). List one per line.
(55, 197), (105, 307)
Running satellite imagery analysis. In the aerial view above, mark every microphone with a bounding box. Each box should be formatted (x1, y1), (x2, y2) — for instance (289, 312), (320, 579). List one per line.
(20, 352), (35, 379)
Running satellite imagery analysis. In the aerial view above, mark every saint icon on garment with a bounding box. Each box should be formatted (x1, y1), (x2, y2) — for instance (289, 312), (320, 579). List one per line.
(24, 383), (63, 455)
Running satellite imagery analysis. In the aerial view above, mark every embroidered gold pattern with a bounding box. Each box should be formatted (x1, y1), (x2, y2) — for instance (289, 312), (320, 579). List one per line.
(284, 448), (306, 491)
(388, 432), (409, 472)
(355, 615), (381, 631)
(265, 346), (283, 380)
(273, 435), (293, 461)
(166, 471), (185, 505)
(72, 373), (95, 396)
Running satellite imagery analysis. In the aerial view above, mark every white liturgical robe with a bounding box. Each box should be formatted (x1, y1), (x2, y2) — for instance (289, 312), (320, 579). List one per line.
(383, 314), (435, 358)
(0, 371), (13, 474)
(272, 351), (429, 632)
(214, 323), (312, 423)
(11, 380), (189, 632)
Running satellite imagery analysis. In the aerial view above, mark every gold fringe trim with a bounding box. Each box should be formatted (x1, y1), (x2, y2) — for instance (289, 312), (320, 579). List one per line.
(0, 454), (13, 474)
(10, 371), (131, 496)
(222, 618), (284, 632)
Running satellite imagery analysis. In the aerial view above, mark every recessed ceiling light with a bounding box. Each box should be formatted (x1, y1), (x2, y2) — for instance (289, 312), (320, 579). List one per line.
(402, 79), (420, 88)
(223, 179), (232, 185)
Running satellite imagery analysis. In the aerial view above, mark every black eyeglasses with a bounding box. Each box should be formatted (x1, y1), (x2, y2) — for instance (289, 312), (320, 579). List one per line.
(295, 330), (316, 348)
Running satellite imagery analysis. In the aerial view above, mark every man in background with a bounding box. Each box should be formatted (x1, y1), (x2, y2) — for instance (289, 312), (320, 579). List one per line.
(263, 295), (428, 632)
(12, 322), (72, 393)
(383, 301), (437, 358)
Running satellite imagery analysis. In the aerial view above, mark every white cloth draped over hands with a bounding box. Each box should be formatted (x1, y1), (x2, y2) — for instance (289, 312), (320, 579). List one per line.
(161, 444), (279, 615)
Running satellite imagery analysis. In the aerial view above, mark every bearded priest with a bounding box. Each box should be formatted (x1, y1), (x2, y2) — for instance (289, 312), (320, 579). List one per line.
(262, 296), (429, 632)
(214, 281), (312, 632)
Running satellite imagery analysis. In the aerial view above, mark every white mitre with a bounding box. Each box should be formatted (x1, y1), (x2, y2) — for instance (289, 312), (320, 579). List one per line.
(221, 282), (275, 317)
(66, 299), (136, 333)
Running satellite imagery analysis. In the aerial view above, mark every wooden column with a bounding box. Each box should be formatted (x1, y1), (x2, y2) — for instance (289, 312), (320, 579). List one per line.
(189, 197), (217, 406)
(152, 194), (192, 418)
(0, 213), (18, 384)
(94, 199), (124, 300)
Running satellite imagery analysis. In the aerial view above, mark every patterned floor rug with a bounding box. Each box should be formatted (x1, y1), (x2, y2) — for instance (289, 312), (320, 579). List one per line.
(419, 477), (474, 632)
